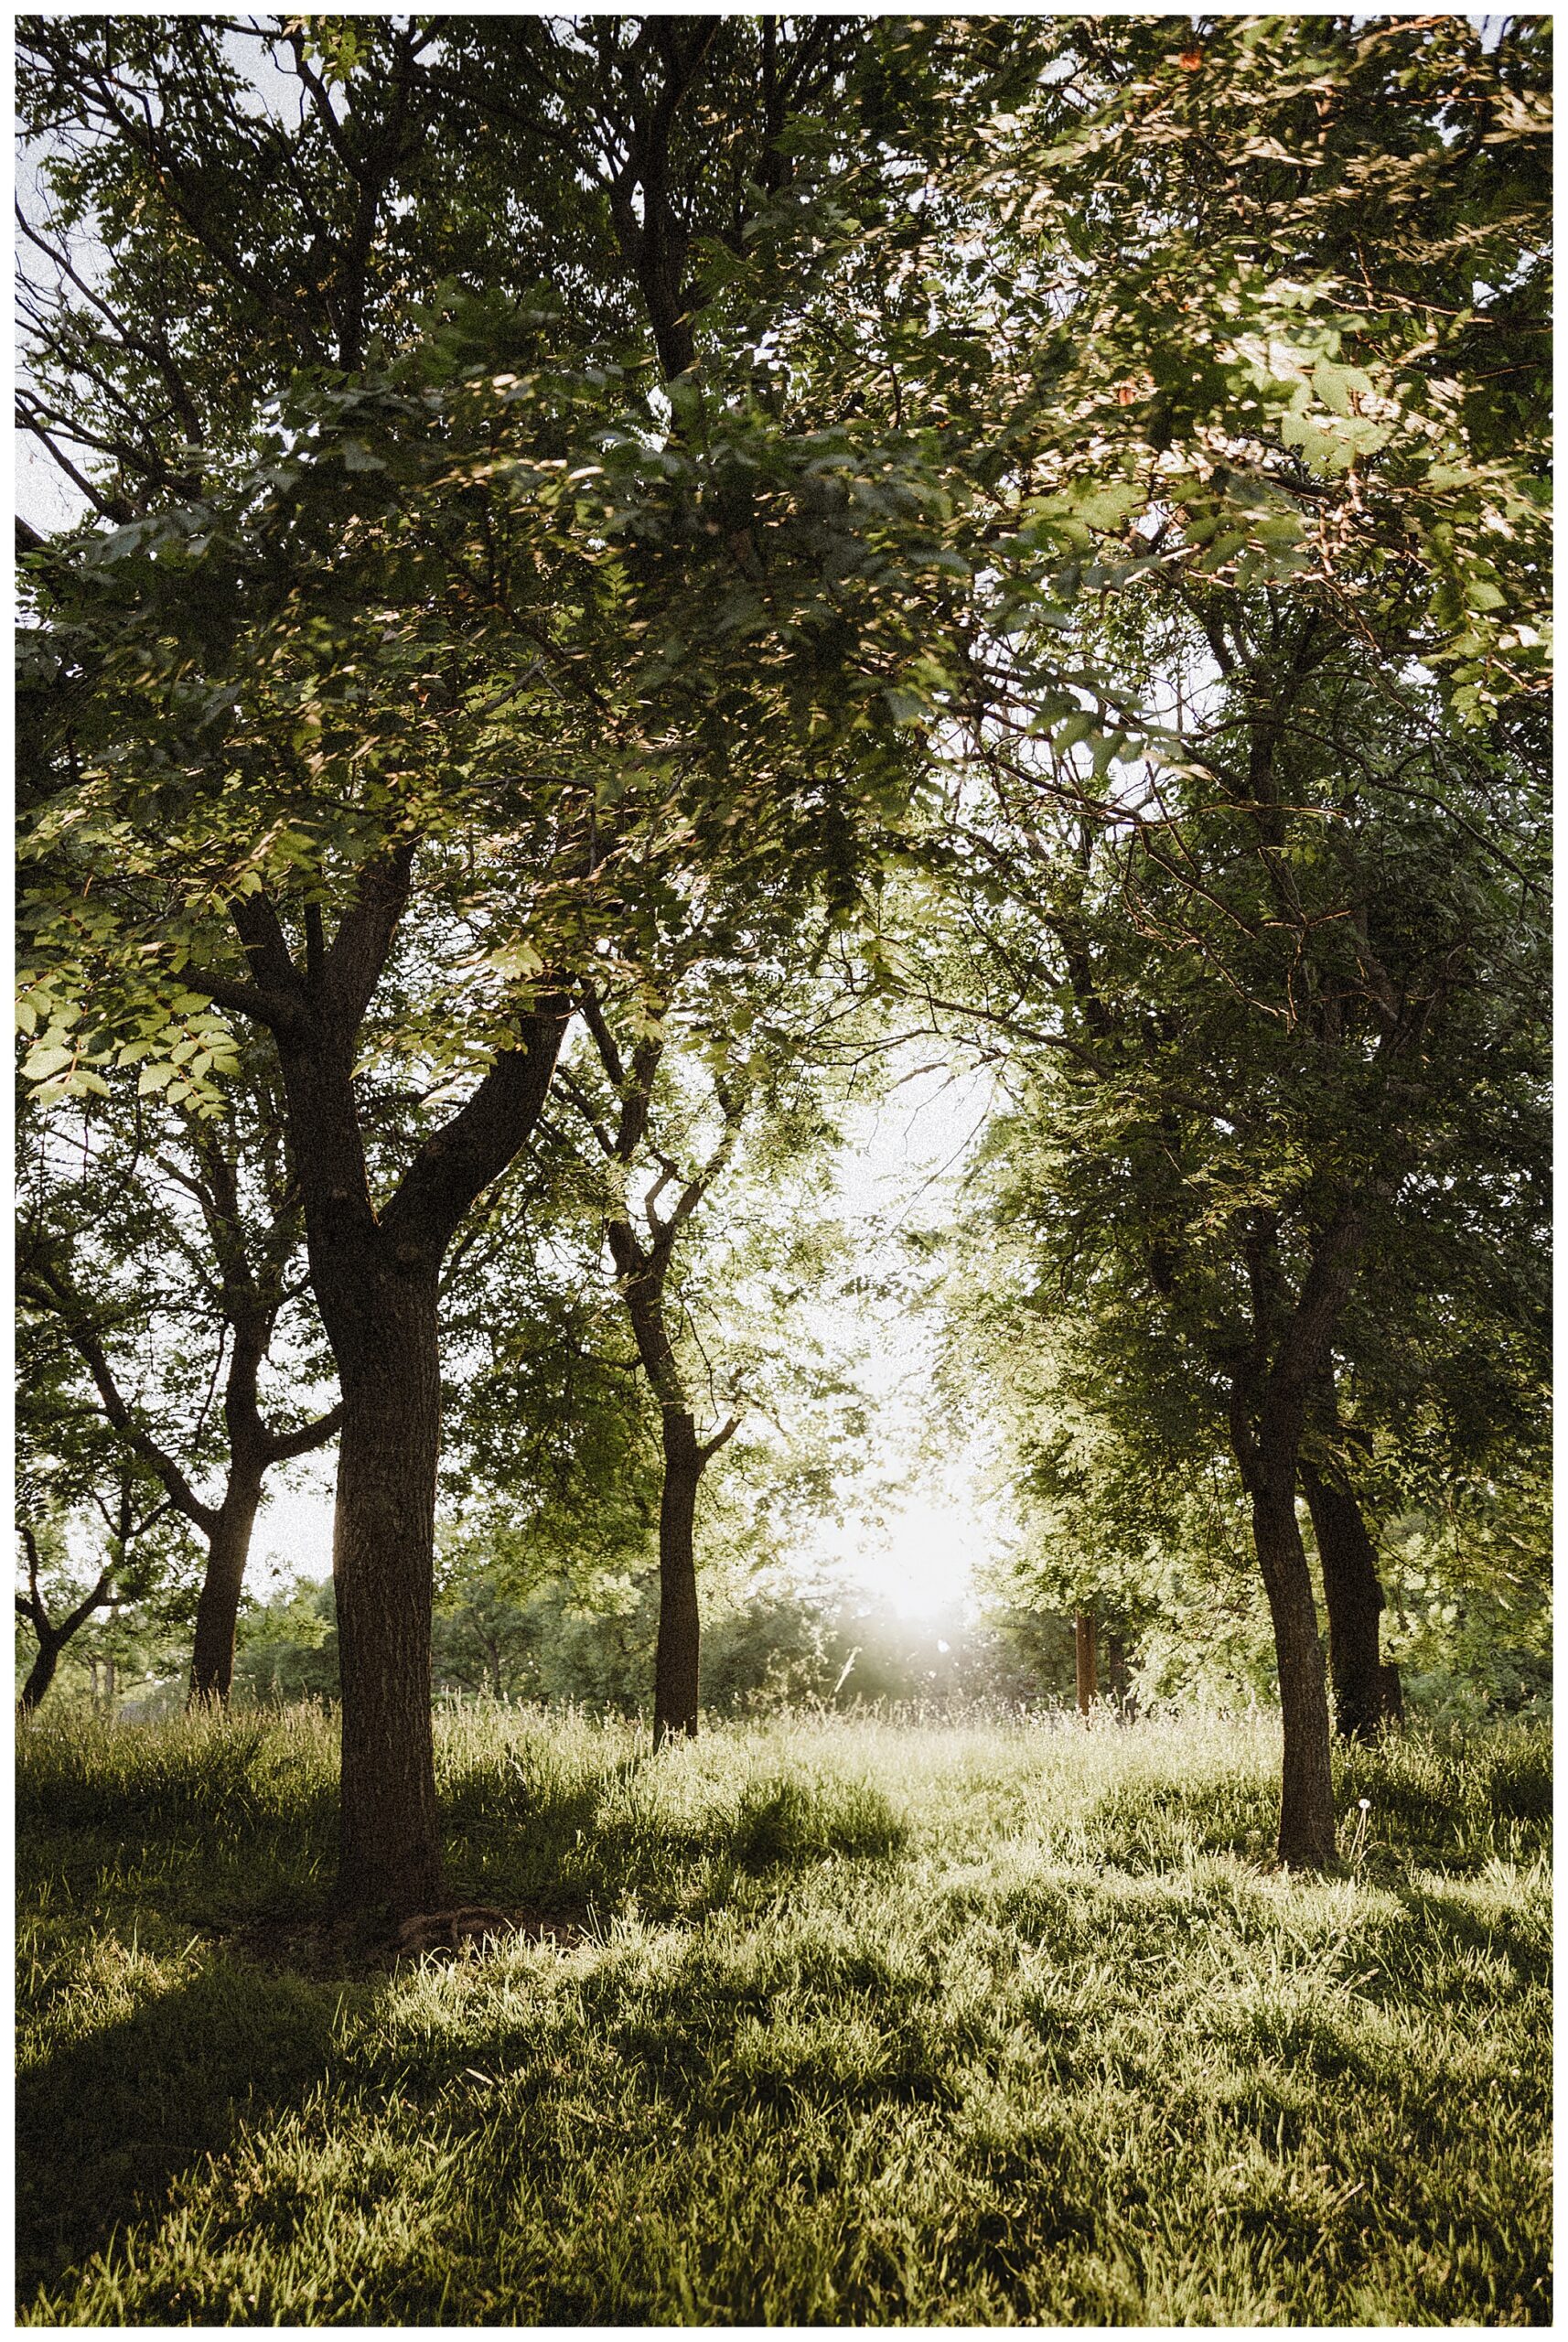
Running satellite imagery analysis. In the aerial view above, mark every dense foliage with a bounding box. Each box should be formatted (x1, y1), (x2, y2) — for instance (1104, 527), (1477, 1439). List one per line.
(16, 14), (1550, 1894)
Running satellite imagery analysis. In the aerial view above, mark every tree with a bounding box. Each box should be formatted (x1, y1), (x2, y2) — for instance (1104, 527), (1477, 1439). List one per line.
(560, 936), (855, 1742)
(18, 1056), (341, 1703)
(17, 15), (1547, 1903)
(16, 1338), (193, 1717)
(899, 15), (1550, 1861)
(18, 9), (1039, 1918)
(929, 582), (1545, 1863)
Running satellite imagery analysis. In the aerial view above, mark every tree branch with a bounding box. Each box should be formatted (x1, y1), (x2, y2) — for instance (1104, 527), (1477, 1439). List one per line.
(23, 1262), (220, 1535)
(382, 1000), (570, 1262)
(263, 1400), (345, 1466)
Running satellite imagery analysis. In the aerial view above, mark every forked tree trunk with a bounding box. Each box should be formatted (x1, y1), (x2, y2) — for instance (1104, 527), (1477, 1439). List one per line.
(1224, 1203), (1365, 1871)
(654, 1408), (703, 1746)
(30, 1228), (339, 1720)
(1248, 1464), (1337, 1868)
(188, 1466), (265, 1706)
(239, 853), (566, 1922)
(1303, 1469), (1400, 1740)
(1074, 1610), (1098, 1715)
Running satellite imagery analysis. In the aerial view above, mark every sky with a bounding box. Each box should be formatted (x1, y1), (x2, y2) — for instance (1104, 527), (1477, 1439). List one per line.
(250, 1056), (1006, 1623)
(19, 62), (1011, 1631)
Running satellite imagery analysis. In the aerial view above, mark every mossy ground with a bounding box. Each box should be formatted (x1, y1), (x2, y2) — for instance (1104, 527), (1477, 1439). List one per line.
(16, 1703), (1551, 2325)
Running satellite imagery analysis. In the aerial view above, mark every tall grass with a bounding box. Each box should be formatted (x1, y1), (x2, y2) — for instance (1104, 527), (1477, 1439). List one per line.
(16, 1703), (1550, 2325)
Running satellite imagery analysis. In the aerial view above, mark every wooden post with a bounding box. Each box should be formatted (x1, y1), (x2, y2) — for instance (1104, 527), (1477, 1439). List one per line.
(1075, 1609), (1098, 1715)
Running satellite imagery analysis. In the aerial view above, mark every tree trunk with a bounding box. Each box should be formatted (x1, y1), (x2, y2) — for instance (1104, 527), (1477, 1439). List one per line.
(654, 1408), (703, 1746)
(1074, 1609), (1098, 1715)
(236, 865), (564, 1920)
(188, 1465), (265, 1707)
(17, 1634), (62, 1717)
(1249, 1466), (1337, 1868)
(102, 1654), (117, 1713)
(328, 1259), (446, 1919)
(1224, 1203), (1364, 1872)
(1303, 1468), (1400, 1740)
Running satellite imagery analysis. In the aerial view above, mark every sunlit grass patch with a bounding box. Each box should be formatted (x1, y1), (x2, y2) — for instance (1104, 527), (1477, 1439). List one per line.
(16, 1703), (1551, 2326)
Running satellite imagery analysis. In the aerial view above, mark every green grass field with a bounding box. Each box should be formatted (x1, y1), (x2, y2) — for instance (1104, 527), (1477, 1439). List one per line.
(16, 1703), (1551, 2326)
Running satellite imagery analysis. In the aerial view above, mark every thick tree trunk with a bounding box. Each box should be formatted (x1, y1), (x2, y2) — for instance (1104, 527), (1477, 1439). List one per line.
(654, 1409), (703, 1746)
(328, 1261), (446, 1919)
(188, 1466), (265, 1707)
(1074, 1610), (1098, 1714)
(233, 867), (564, 1920)
(17, 1634), (63, 1717)
(1249, 1466), (1337, 1868)
(1303, 1468), (1400, 1741)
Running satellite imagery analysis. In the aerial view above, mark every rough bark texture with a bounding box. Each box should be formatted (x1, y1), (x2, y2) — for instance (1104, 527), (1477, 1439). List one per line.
(1225, 1201), (1366, 1870)
(232, 866), (567, 1919)
(655, 1409), (703, 1745)
(1247, 1465), (1337, 1868)
(18, 1636), (64, 1716)
(1074, 1610), (1098, 1714)
(1303, 1468), (1402, 1740)
(328, 1258), (446, 1918)
(188, 1466), (265, 1705)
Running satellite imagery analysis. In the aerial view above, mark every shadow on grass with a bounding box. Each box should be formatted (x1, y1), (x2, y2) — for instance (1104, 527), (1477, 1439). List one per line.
(16, 1958), (349, 2306)
(442, 1761), (908, 1918)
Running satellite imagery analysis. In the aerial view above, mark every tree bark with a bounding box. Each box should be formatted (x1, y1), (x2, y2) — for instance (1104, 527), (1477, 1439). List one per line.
(328, 1255), (446, 1918)
(188, 1465), (265, 1706)
(16, 1530), (114, 1718)
(1303, 1468), (1401, 1740)
(654, 1408), (703, 1745)
(1074, 1609), (1098, 1714)
(579, 983), (743, 1753)
(1247, 1463), (1337, 1868)
(27, 1188), (341, 1717)
(1224, 1201), (1365, 1870)
(18, 1634), (63, 1717)
(231, 861), (567, 1921)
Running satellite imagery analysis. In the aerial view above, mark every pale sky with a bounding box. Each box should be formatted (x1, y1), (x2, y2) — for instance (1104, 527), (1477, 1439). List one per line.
(20, 108), (1005, 1625)
(252, 1054), (1003, 1620)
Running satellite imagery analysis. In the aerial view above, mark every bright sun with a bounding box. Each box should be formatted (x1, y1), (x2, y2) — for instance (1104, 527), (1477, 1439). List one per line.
(831, 1488), (988, 1623)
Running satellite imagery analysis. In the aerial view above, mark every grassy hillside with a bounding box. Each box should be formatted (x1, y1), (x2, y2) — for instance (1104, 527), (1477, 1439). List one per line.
(16, 1704), (1551, 2326)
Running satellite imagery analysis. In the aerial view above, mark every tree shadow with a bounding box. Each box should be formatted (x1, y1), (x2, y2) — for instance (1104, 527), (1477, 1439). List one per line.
(16, 1955), (351, 2307)
(1383, 1876), (1551, 1982)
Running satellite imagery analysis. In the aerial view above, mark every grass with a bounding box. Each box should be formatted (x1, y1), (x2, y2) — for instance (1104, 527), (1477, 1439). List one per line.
(16, 1701), (1551, 2326)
